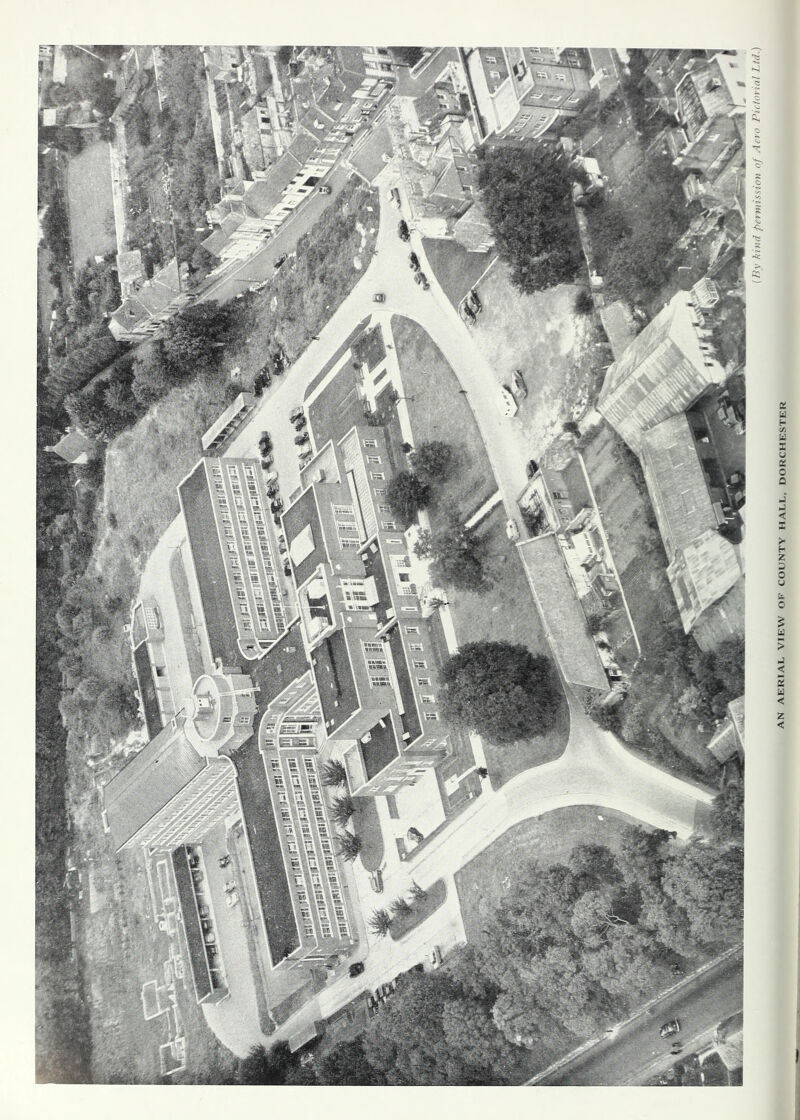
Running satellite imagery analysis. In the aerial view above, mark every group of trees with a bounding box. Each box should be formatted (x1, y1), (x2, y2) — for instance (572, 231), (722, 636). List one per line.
(386, 440), (454, 526)
(262, 822), (741, 1086)
(441, 641), (561, 744)
(585, 152), (690, 306)
(477, 144), (584, 295)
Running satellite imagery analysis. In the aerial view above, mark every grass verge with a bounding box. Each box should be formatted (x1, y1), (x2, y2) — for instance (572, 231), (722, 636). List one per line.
(388, 879), (447, 941)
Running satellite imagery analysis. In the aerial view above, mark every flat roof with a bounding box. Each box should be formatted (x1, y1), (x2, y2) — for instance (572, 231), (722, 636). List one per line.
(387, 624), (422, 743)
(283, 487), (327, 588)
(133, 642), (163, 741)
(171, 848), (213, 1001)
(311, 629), (359, 734)
(361, 715), (400, 781)
(248, 620), (311, 710)
(178, 461), (240, 665)
(231, 735), (301, 965)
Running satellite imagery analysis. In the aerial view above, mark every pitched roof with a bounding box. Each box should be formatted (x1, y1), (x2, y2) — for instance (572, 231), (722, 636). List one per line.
(48, 428), (97, 463)
(102, 723), (206, 850)
(347, 121), (393, 183)
(517, 534), (610, 691)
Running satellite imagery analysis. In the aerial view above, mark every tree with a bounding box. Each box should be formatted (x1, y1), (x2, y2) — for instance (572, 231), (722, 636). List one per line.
(661, 842), (744, 946)
(96, 682), (139, 738)
(320, 759), (347, 787)
(161, 303), (235, 374)
(389, 896), (412, 917)
(316, 1038), (384, 1085)
(389, 47), (425, 67)
(236, 1042), (298, 1085)
(440, 997), (518, 1082)
(385, 470), (430, 527)
(131, 344), (176, 407)
(418, 516), (489, 593)
(336, 831), (362, 861)
(330, 795), (356, 827)
(409, 880), (428, 902)
(618, 825), (674, 887)
(440, 641), (561, 744)
(709, 779), (744, 845)
(570, 887), (631, 948)
(410, 440), (453, 484)
(567, 844), (622, 891)
(477, 144), (583, 294)
(368, 909), (393, 938)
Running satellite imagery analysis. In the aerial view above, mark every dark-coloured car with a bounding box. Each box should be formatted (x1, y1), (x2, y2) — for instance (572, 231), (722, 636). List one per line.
(373, 293), (386, 303)
(349, 962), (365, 977)
(273, 254), (287, 269)
(294, 431), (310, 445)
(289, 406), (305, 423)
(414, 271), (430, 290)
(318, 185), (332, 195)
(398, 219), (410, 241)
(525, 459), (539, 479)
(459, 300), (476, 324)
(409, 252), (420, 271)
(467, 288), (482, 313)
(388, 187), (401, 209)
(660, 1019), (681, 1038)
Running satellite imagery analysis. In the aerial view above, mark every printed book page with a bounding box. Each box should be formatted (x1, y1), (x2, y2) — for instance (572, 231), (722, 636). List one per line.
(5, 0), (798, 1117)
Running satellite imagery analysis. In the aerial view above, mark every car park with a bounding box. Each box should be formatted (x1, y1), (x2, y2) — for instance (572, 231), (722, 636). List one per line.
(660, 1019), (681, 1038)
(373, 293), (386, 303)
(409, 252), (420, 271)
(349, 961), (365, 977)
(499, 386), (518, 417)
(414, 271), (430, 290)
(398, 220), (410, 241)
(511, 369), (527, 399)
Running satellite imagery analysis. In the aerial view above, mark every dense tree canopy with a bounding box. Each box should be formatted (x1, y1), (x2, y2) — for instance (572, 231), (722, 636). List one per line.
(440, 640), (561, 743)
(385, 470), (431, 527)
(477, 145), (583, 294)
(414, 517), (488, 592)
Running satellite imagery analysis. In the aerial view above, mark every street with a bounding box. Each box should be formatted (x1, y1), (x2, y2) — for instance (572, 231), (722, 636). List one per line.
(532, 944), (743, 1085)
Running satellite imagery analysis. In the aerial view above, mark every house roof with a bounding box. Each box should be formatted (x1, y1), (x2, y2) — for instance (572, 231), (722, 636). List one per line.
(200, 226), (230, 257)
(639, 413), (719, 558)
(517, 534), (610, 691)
(667, 530), (742, 633)
(102, 722), (205, 850)
(452, 201), (494, 252)
(48, 428), (97, 463)
(347, 121), (393, 183)
(116, 248), (144, 286)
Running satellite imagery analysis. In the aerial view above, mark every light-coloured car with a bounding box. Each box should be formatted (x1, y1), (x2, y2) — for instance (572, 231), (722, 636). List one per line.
(511, 369), (527, 399)
(499, 386), (518, 417)
(505, 519), (520, 542)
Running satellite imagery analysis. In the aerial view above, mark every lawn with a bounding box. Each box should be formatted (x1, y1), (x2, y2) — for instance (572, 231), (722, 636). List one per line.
(466, 268), (609, 443)
(420, 238), (496, 310)
(388, 878), (447, 941)
(307, 361), (365, 448)
(454, 805), (639, 944)
(446, 505), (570, 786)
(391, 314), (496, 519)
(65, 141), (116, 270)
(354, 796), (385, 873)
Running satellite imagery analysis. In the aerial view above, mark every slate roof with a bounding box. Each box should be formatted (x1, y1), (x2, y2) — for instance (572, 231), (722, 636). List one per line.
(48, 428), (97, 463)
(639, 413), (718, 558)
(517, 534), (609, 691)
(103, 723), (205, 851)
(348, 122), (393, 183)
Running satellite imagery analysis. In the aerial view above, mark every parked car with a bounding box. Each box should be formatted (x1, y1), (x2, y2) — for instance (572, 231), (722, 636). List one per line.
(197, 904), (210, 919)
(429, 945), (443, 969)
(349, 961), (365, 977)
(289, 406), (305, 423)
(260, 458), (274, 471)
(660, 1019), (681, 1038)
(373, 293), (386, 303)
(459, 299), (476, 324)
(318, 185), (332, 195)
(225, 890), (239, 908)
(258, 431), (273, 454)
(369, 868), (384, 894)
(467, 288), (482, 314)
(294, 431), (310, 445)
(265, 482), (280, 500)
(283, 559), (292, 577)
(408, 252), (420, 271)
(525, 458), (539, 479)
(270, 499), (284, 515)
(273, 254), (287, 269)
(398, 219), (410, 241)
(717, 392), (745, 433)
(388, 187), (401, 209)
(499, 386), (518, 417)
(505, 519), (520, 542)
(299, 449), (313, 464)
(414, 271), (430, 290)
(511, 369), (527, 399)
(261, 470), (278, 485)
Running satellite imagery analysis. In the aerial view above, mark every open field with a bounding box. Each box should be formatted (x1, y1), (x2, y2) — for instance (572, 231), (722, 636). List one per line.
(467, 269), (609, 448)
(65, 142), (116, 269)
(391, 314), (496, 519)
(455, 805), (639, 944)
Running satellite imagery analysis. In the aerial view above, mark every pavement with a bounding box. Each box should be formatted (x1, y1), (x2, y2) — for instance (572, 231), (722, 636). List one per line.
(169, 175), (719, 1060)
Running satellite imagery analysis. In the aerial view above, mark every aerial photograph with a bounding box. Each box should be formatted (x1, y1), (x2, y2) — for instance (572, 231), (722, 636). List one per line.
(36, 44), (746, 1087)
